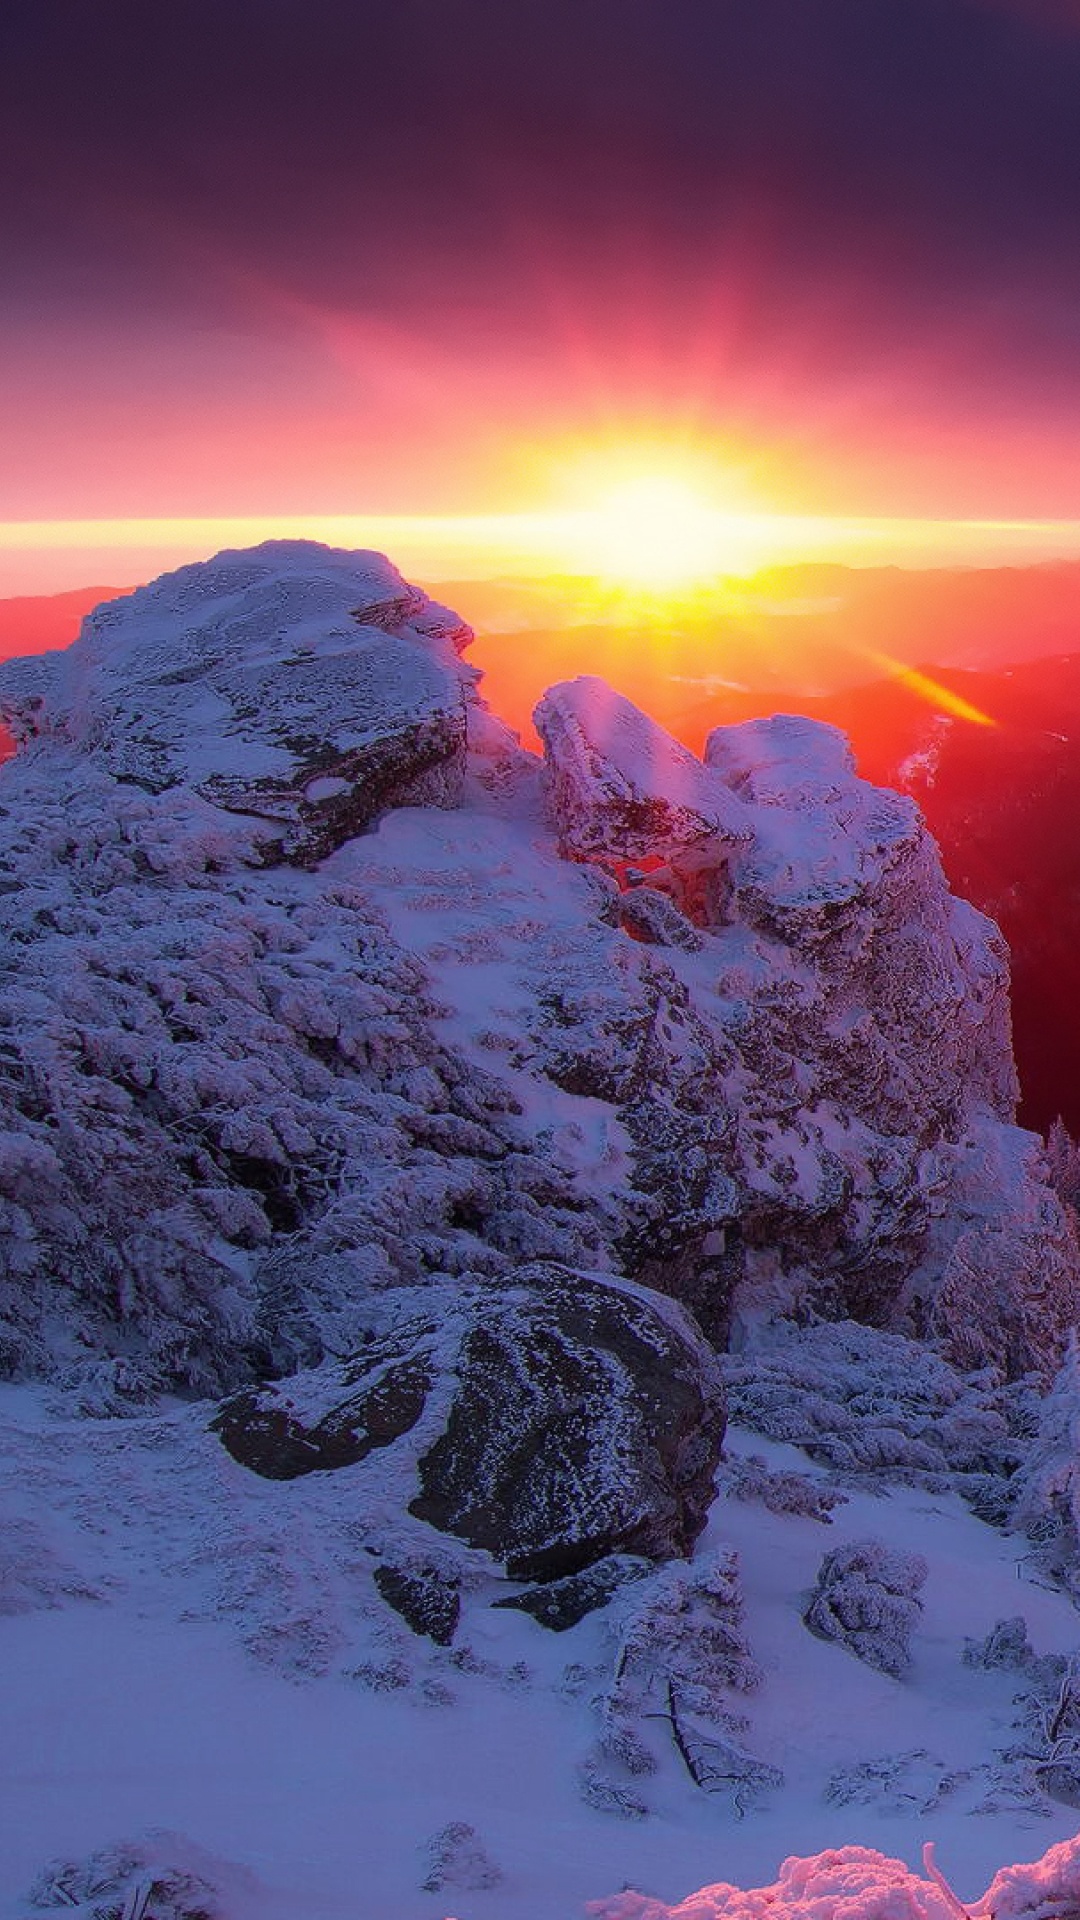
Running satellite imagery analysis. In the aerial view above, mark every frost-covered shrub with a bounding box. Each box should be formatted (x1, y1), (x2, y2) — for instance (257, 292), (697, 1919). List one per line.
(421, 1820), (503, 1891)
(577, 1753), (651, 1820)
(587, 1845), (978, 1920)
(803, 1537), (927, 1677)
(584, 1551), (781, 1816)
(825, 1748), (968, 1815)
(0, 1517), (103, 1614)
(963, 1614), (1039, 1672)
(721, 1452), (847, 1523)
(1010, 1337), (1080, 1595)
(609, 1550), (763, 1719)
(1045, 1116), (1080, 1214)
(965, 1620), (1080, 1814)
(985, 1829), (1080, 1917)
(589, 1834), (1080, 1918)
(25, 1838), (223, 1917)
(931, 1202), (1080, 1386)
(724, 1318), (1033, 1513)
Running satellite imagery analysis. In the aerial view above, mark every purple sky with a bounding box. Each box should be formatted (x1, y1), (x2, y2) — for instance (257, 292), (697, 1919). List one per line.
(6, 0), (1080, 520)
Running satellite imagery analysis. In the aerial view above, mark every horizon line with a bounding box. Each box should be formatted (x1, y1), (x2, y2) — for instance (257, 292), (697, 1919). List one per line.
(6, 510), (1080, 591)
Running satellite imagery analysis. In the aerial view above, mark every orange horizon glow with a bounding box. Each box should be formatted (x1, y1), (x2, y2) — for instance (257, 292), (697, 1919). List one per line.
(7, 503), (1080, 601)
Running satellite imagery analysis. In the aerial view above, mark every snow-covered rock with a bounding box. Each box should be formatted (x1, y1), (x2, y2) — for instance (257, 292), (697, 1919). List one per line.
(534, 677), (753, 923)
(0, 542), (475, 865)
(214, 1264), (726, 1587)
(0, 539), (1073, 1404)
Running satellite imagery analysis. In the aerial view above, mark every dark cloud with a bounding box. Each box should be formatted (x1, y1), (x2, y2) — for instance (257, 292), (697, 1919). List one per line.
(5, 2), (1080, 298)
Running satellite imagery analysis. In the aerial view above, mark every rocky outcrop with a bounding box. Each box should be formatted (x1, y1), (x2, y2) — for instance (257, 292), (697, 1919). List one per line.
(529, 676), (1068, 1360)
(0, 542), (475, 865)
(534, 677), (752, 923)
(213, 1265), (727, 1585)
(372, 1559), (461, 1645)
(492, 1554), (650, 1629)
(0, 541), (1073, 1400)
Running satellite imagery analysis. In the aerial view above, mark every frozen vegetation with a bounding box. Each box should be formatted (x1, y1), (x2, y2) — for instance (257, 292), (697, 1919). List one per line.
(3, 543), (1080, 1915)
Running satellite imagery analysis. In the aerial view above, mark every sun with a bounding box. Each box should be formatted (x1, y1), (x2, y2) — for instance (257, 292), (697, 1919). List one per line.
(571, 475), (736, 588)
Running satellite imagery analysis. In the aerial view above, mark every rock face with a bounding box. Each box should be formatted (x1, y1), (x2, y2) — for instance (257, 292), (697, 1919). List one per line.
(0, 540), (1073, 1406)
(535, 677), (753, 925)
(532, 677), (1070, 1364)
(7, 543), (1080, 1912)
(0, 542), (475, 865)
(214, 1265), (727, 1585)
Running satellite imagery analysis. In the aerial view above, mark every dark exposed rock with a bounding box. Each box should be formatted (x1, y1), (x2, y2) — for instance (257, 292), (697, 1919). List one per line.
(408, 1268), (725, 1581)
(212, 1265), (726, 1583)
(374, 1561), (461, 1645)
(212, 1348), (432, 1480)
(618, 884), (704, 951)
(493, 1556), (651, 1631)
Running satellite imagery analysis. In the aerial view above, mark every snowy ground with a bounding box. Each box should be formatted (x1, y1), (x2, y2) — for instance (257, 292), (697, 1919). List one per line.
(4, 1384), (1080, 1920)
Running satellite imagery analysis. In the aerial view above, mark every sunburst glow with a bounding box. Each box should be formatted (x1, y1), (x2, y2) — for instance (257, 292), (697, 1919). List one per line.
(570, 477), (733, 587)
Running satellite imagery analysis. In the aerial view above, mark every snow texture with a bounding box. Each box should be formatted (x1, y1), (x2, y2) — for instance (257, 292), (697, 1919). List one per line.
(1, 544), (1080, 1917)
(0, 542), (474, 865)
(587, 1833), (1080, 1919)
(0, 544), (1072, 1398)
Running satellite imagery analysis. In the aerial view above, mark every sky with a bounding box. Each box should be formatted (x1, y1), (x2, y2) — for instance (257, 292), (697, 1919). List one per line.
(6, 0), (1080, 585)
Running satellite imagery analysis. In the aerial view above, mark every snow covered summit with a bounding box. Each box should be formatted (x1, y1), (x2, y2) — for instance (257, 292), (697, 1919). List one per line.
(2, 544), (1080, 1918)
(0, 541), (475, 863)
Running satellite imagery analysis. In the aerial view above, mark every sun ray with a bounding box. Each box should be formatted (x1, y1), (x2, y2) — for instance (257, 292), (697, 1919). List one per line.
(859, 649), (998, 728)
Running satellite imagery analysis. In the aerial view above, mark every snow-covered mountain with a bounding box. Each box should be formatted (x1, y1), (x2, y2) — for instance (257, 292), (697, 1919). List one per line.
(3, 542), (1080, 1919)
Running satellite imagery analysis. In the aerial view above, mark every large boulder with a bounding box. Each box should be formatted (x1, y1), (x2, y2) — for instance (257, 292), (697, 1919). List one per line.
(0, 541), (475, 865)
(213, 1265), (726, 1583)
